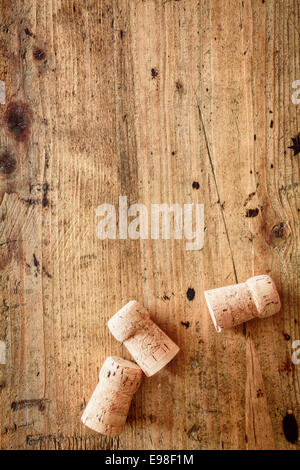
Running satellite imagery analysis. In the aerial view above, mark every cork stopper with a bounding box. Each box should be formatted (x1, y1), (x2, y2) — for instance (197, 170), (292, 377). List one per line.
(204, 275), (281, 332)
(107, 301), (179, 377)
(81, 356), (142, 436)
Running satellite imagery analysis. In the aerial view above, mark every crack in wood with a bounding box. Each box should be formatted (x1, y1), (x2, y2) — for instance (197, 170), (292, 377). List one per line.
(195, 96), (238, 283)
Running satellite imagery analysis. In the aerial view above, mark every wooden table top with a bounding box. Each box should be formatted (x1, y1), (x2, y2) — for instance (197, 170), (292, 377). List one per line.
(0, 0), (299, 450)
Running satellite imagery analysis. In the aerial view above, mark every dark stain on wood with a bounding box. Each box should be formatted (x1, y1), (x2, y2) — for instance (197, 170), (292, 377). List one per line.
(283, 412), (298, 444)
(151, 67), (158, 79)
(42, 183), (49, 207)
(288, 133), (300, 156)
(24, 28), (34, 37)
(33, 46), (46, 61)
(22, 198), (38, 206)
(42, 266), (52, 278)
(149, 414), (157, 423)
(3, 102), (32, 143)
(246, 208), (259, 218)
(33, 253), (39, 269)
(243, 192), (256, 207)
(271, 222), (286, 239)
(186, 288), (195, 301)
(176, 80), (183, 91)
(11, 398), (48, 412)
(33, 253), (39, 277)
(0, 150), (17, 175)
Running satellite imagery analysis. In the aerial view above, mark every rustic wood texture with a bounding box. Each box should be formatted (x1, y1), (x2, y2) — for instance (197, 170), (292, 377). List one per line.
(0, 0), (299, 450)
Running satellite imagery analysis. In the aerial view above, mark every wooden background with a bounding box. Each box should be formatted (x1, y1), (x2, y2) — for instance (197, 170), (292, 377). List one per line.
(0, 0), (299, 450)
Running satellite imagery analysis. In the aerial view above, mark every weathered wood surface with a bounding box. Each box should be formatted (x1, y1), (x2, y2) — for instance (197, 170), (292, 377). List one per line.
(0, 0), (299, 450)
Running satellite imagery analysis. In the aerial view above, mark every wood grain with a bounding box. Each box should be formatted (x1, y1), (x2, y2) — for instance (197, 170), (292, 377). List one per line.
(0, 0), (299, 450)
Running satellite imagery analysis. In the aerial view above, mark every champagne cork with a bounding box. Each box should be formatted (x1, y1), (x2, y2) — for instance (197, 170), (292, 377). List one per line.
(204, 275), (281, 332)
(81, 356), (142, 436)
(107, 301), (179, 377)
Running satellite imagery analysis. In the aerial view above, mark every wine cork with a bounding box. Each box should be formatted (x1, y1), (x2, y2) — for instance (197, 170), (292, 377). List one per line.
(204, 275), (281, 332)
(107, 301), (179, 377)
(81, 356), (142, 436)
